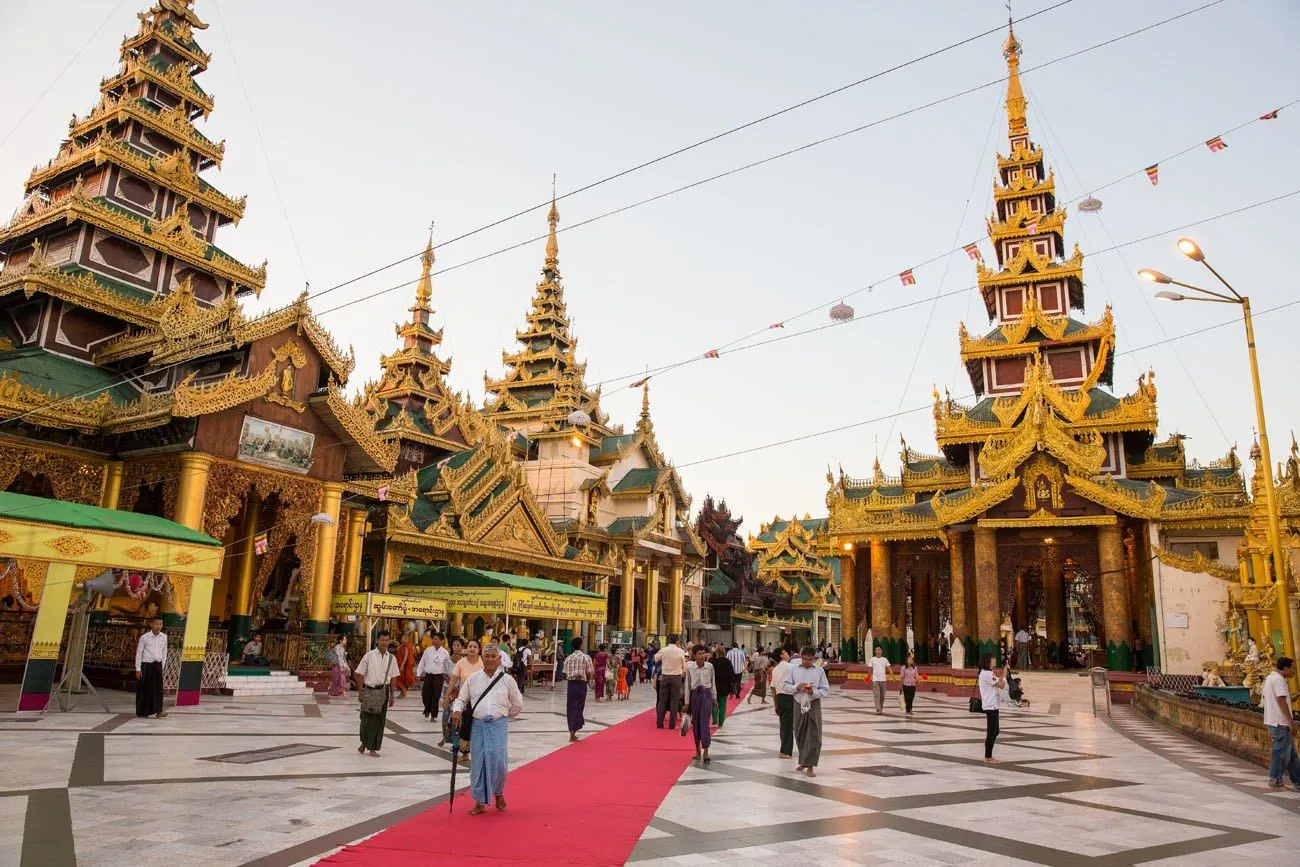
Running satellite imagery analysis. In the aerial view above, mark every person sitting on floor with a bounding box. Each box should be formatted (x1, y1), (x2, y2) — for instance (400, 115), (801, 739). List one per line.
(241, 634), (268, 666)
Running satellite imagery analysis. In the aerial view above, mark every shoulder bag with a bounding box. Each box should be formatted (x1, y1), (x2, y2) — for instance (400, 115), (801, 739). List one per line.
(360, 653), (397, 714)
(968, 672), (983, 713)
(458, 670), (508, 742)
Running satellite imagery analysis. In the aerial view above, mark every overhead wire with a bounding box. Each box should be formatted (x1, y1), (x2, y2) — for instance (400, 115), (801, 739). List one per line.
(309, 0), (1231, 321)
(302, 0), (1079, 303)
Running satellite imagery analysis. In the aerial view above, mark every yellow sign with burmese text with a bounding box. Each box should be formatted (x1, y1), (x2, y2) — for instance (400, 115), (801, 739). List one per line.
(330, 593), (447, 620)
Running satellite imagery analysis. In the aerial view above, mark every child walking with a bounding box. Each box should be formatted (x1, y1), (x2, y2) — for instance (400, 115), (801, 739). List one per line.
(617, 656), (630, 700)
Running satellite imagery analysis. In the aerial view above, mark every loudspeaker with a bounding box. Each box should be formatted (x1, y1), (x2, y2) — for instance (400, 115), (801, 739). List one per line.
(83, 569), (116, 598)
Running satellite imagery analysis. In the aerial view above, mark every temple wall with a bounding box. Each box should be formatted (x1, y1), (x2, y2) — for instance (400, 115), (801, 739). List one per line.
(1150, 525), (1237, 675)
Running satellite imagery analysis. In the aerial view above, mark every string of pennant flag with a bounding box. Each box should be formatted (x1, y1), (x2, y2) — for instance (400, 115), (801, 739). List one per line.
(659, 103), (1290, 367)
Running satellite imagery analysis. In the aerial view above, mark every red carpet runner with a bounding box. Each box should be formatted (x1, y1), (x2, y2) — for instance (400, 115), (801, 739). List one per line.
(320, 682), (754, 866)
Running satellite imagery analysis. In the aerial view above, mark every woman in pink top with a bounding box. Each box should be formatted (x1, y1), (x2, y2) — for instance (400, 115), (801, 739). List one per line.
(901, 654), (919, 714)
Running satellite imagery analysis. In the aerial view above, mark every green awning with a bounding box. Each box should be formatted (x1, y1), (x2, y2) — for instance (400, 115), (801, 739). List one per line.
(394, 564), (602, 598)
(0, 490), (221, 546)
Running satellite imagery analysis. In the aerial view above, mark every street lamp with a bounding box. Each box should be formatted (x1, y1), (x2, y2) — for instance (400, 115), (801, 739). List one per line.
(1139, 238), (1296, 682)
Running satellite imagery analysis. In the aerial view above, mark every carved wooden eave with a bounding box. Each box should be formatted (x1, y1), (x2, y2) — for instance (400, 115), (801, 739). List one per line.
(975, 243), (1084, 291)
(100, 52), (215, 116)
(986, 200), (1065, 242)
(996, 141), (1044, 171)
(1152, 545), (1239, 580)
(992, 169), (1055, 202)
(1067, 475), (1166, 519)
(0, 258), (172, 328)
(343, 471), (417, 505)
(0, 180), (261, 289)
(68, 94), (224, 167)
(385, 524), (615, 577)
(121, 14), (212, 72)
(27, 134), (244, 223)
(960, 302), (1112, 360)
(932, 475), (1021, 525)
(308, 383), (398, 475)
(1157, 492), (1250, 530)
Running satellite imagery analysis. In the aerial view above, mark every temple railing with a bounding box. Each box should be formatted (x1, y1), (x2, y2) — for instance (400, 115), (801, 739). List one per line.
(0, 613), (35, 666)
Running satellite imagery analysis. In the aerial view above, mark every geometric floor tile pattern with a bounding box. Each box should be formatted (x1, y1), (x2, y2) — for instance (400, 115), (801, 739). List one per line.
(3, 673), (1299, 866)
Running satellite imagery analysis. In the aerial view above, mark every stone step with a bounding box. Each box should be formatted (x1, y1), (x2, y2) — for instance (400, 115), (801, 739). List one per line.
(221, 669), (318, 697)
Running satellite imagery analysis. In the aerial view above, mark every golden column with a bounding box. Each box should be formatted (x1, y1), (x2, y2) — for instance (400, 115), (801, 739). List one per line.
(306, 483), (344, 634)
(837, 548), (856, 658)
(668, 557), (685, 636)
(870, 539), (892, 654)
(948, 531), (968, 640)
(619, 547), (636, 630)
(644, 560), (660, 639)
(914, 568), (931, 661)
(1098, 523), (1131, 670)
(340, 507), (367, 594)
(167, 453), (213, 627)
(973, 526), (1000, 659)
(100, 460), (123, 510)
(228, 493), (261, 647)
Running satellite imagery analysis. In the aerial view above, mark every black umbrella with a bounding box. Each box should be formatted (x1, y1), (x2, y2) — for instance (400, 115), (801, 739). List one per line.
(447, 717), (459, 813)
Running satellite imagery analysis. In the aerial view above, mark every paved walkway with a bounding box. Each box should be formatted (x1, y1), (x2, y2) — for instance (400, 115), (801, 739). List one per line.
(2, 674), (1298, 865)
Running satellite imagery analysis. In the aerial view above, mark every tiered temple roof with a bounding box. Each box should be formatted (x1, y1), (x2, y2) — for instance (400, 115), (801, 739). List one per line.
(482, 199), (613, 446)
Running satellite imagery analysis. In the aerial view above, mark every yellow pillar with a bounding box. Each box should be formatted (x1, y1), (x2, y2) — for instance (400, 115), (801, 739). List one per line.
(100, 461), (123, 510)
(228, 493), (261, 647)
(643, 560), (660, 639)
(17, 562), (76, 712)
(173, 452), (213, 530)
(341, 507), (367, 594)
(838, 550), (857, 658)
(307, 483), (344, 633)
(177, 575), (215, 705)
(974, 526), (1000, 660)
(1099, 523), (1131, 670)
(948, 531), (968, 639)
(619, 548), (636, 630)
(870, 539), (892, 650)
(669, 558), (685, 636)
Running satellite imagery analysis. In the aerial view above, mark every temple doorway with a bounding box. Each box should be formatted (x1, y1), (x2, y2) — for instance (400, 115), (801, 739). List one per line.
(997, 529), (1101, 668)
(892, 544), (950, 664)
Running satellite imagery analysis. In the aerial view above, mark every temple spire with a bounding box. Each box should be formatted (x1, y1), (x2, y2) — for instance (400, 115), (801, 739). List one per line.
(543, 196), (560, 277)
(1003, 25), (1028, 137)
(638, 381), (653, 433)
(412, 231), (434, 320)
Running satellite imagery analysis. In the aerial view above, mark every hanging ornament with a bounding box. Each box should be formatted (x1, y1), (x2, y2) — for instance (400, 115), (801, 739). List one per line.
(829, 301), (854, 322)
(1077, 196), (1103, 213)
(566, 409), (591, 426)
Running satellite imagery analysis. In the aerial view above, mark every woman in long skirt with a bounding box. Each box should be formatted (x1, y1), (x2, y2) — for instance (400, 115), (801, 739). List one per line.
(328, 635), (350, 697)
(685, 645), (716, 763)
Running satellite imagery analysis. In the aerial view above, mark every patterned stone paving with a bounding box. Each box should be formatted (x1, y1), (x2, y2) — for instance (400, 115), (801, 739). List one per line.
(2, 674), (1298, 866)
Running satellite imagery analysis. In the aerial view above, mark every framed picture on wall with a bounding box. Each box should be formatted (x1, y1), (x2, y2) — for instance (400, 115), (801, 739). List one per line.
(236, 415), (315, 474)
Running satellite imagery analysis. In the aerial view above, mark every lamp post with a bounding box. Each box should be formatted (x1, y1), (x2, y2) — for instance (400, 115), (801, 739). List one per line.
(1139, 238), (1295, 682)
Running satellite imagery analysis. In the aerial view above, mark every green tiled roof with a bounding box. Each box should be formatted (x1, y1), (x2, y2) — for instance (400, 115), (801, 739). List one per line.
(591, 433), (637, 461)
(1083, 388), (1120, 417)
(843, 485), (905, 501)
(56, 264), (154, 304)
(611, 467), (663, 494)
(415, 447), (476, 491)
(757, 518), (828, 541)
(0, 490), (218, 545)
(606, 515), (652, 536)
(394, 564), (602, 598)
(0, 348), (138, 404)
(704, 568), (735, 595)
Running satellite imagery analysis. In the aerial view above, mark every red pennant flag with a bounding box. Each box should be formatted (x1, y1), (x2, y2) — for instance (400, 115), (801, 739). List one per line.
(1206, 136), (1227, 152)
(703, 349), (720, 359)
(1145, 164), (1159, 186)
(963, 243), (982, 262)
(377, 485), (389, 502)
(770, 322), (784, 329)
(1260, 109), (1280, 120)
(253, 531), (269, 556)
(899, 270), (916, 286)
(629, 376), (648, 388)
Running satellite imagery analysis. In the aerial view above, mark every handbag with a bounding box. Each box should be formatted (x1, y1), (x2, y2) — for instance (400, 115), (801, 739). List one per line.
(968, 673), (983, 713)
(458, 670), (508, 742)
(679, 714), (691, 737)
(360, 686), (388, 714)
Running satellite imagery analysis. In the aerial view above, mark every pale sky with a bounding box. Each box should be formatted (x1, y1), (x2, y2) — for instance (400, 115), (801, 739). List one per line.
(2, 0), (1298, 529)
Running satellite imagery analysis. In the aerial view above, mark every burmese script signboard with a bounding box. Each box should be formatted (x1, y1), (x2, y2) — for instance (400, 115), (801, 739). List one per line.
(331, 593), (447, 620)
(393, 585), (606, 622)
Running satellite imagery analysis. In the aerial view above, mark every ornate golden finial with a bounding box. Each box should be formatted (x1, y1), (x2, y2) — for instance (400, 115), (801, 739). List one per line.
(1003, 21), (1027, 137)
(638, 380), (652, 431)
(413, 228), (434, 313)
(544, 182), (560, 276)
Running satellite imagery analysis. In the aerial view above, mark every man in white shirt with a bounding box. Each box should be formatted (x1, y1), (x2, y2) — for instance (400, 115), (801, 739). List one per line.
(869, 646), (891, 715)
(452, 644), (524, 814)
(134, 617), (168, 719)
(1263, 656), (1300, 790)
(416, 631), (452, 719)
(655, 634), (688, 729)
(518, 641), (534, 693)
(354, 632), (399, 757)
(726, 643), (748, 697)
(782, 647), (831, 777)
(770, 648), (795, 758)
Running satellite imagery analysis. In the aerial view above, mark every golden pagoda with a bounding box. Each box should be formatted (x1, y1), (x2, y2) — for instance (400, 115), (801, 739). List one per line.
(819, 26), (1276, 672)
(0, 0), (392, 700)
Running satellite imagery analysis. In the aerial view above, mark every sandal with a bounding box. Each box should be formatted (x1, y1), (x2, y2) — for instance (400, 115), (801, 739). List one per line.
(357, 745), (365, 754)
(494, 795), (507, 811)
(468, 804), (486, 815)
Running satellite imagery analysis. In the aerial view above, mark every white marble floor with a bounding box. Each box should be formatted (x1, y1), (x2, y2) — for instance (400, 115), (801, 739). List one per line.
(2, 673), (1297, 866)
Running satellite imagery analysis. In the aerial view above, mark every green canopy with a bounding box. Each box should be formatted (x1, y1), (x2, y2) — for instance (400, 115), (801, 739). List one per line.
(395, 564), (601, 598)
(0, 491), (220, 546)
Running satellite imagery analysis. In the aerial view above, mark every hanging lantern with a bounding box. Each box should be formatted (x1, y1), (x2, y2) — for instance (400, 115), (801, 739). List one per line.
(829, 301), (854, 322)
(1077, 196), (1103, 213)
(567, 409), (591, 426)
